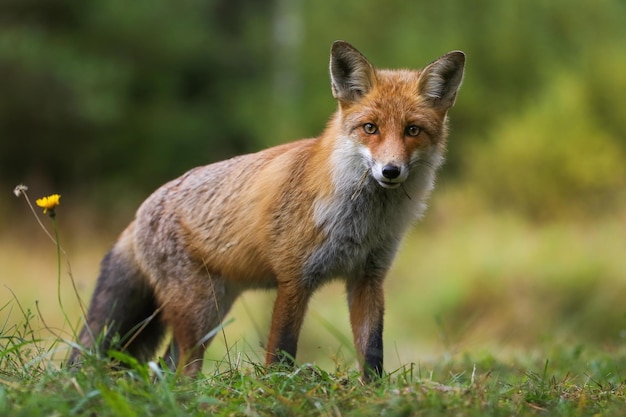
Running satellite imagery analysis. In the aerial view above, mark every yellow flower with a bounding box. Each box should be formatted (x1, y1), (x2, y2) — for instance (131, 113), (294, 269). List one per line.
(36, 194), (61, 214)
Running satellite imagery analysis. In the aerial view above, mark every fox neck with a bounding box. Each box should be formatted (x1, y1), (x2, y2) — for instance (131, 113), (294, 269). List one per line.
(298, 119), (440, 285)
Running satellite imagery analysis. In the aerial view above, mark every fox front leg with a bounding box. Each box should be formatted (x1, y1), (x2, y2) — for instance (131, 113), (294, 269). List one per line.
(265, 282), (313, 367)
(347, 278), (385, 382)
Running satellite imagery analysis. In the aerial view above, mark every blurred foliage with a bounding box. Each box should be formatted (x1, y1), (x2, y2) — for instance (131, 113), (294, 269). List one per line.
(469, 71), (626, 220)
(1, 0), (274, 197)
(1, 0), (625, 220)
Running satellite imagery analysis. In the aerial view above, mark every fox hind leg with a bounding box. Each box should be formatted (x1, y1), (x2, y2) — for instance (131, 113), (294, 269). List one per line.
(157, 274), (238, 376)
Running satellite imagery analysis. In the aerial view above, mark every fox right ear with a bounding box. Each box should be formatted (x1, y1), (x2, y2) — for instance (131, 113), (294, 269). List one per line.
(330, 41), (376, 104)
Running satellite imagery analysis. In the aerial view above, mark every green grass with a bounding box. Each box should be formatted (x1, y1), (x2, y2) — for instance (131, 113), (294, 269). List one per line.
(1, 321), (625, 417)
(2, 188), (626, 415)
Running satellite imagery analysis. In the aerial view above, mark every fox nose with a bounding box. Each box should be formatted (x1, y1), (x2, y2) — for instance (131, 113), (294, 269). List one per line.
(381, 164), (401, 180)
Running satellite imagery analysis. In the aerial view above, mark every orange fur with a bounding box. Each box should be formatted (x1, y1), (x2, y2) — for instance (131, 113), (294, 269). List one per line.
(69, 41), (465, 381)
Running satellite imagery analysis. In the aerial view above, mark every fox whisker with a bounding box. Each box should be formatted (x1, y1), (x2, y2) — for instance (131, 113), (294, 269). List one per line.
(401, 183), (412, 200)
(412, 159), (435, 172)
(351, 169), (370, 201)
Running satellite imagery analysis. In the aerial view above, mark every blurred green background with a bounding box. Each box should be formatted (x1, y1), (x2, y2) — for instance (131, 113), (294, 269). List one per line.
(1, 0), (625, 370)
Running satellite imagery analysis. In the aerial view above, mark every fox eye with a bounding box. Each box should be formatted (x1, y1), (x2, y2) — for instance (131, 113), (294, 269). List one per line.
(362, 123), (378, 135)
(406, 125), (421, 137)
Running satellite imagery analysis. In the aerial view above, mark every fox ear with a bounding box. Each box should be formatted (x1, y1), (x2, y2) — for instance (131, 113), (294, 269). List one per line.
(418, 51), (465, 110)
(330, 41), (376, 104)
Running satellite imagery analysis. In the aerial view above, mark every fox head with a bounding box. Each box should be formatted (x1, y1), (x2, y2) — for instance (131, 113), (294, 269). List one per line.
(329, 41), (465, 190)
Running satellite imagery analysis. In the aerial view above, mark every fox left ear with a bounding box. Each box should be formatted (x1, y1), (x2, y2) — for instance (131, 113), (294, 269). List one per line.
(418, 51), (465, 110)
(329, 41), (376, 104)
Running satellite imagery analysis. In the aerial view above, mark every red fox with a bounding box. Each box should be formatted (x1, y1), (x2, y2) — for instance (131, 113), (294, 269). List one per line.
(69, 41), (465, 381)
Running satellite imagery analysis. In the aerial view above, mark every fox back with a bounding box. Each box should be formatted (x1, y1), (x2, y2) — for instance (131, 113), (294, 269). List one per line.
(69, 41), (465, 381)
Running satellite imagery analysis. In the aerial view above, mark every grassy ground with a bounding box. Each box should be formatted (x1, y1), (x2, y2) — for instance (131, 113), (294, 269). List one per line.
(1, 335), (625, 416)
(1, 187), (625, 415)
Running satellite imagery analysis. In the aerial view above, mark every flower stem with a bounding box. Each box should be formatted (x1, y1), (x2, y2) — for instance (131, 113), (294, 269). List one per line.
(16, 186), (87, 337)
(51, 216), (72, 329)
(21, 190), (58, 247)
